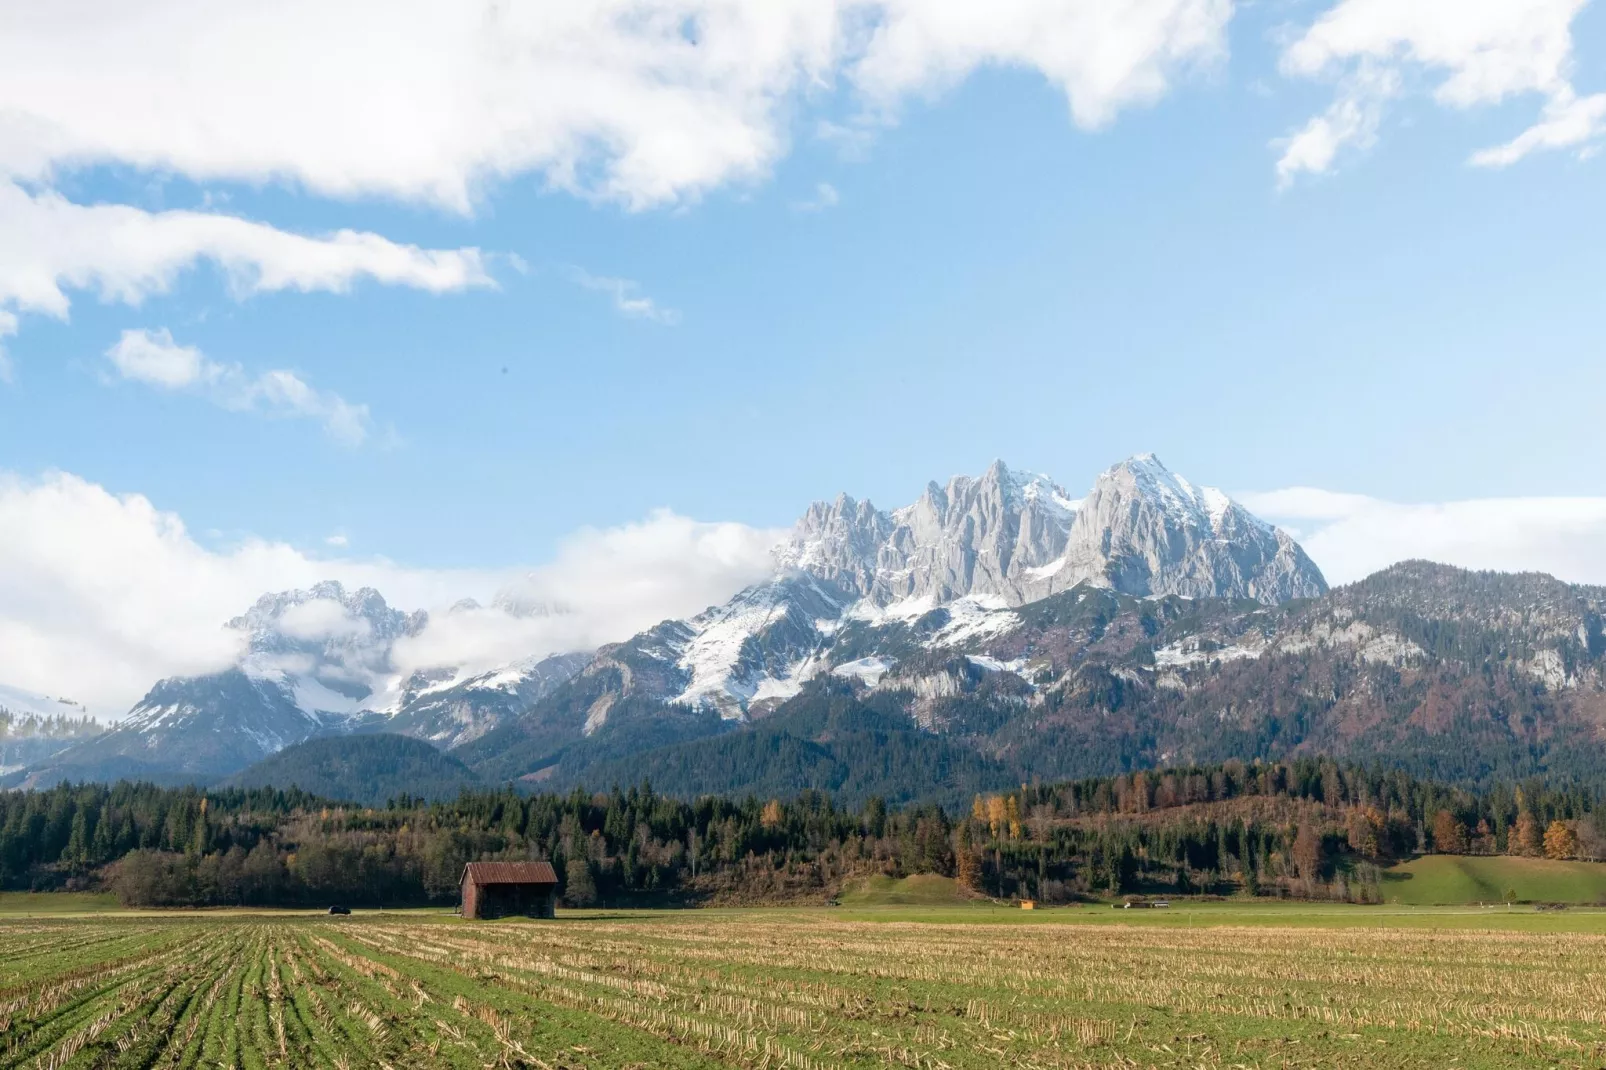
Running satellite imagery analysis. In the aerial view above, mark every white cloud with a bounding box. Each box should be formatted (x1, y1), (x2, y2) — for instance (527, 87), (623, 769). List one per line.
(104, 328), (374, 445)
(1274, 65), (1397, 187)
(1278, 0), (1604, 179)
(0, 1), (1232, 213)
(239, 368), (372, 446)
(853, 0), (1233, 128)
(393, 509), (784, 679)
(275, 599), (373, 643)
(0, 470), (782, 716)
(1241, 487), (1606, 587)
(571, 269), (682, 325)
(105, 327), (208, 389)
(0, 181), (490, 357)
(792, 181), (842, 212)
(1471, 87), (1606, 167)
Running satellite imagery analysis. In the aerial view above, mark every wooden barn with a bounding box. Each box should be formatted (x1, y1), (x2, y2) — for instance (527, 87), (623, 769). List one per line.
(459, 861), (559, 920)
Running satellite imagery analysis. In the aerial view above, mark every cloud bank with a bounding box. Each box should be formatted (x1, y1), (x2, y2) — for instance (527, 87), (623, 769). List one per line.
(1242, 487), (1606, 587)
(0, 471), (783, 717)
(0, 1), (1233, 212)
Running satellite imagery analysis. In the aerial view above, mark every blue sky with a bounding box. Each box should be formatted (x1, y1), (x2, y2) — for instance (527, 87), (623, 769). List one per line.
(3, 0), (1606, 711)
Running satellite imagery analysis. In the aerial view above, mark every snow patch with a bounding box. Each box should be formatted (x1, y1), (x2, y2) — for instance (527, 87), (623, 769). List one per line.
(1153, 637), (1266, 669)
(966, 655), (1029, 675)
(927, 597), (1020, 648)
(832, 657), (894, 686)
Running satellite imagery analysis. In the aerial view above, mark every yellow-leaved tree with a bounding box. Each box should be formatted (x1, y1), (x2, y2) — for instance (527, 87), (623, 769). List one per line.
(1543, 821), (1579, 861)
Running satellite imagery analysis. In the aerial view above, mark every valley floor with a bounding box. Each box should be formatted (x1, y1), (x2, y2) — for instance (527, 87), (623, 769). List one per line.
(3, 902), (1605, 1069)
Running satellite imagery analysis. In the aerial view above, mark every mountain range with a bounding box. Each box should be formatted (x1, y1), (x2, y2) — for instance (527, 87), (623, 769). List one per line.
(8, 454), (1604, 803)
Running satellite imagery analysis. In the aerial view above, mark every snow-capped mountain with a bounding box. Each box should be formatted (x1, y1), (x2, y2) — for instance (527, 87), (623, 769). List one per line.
(228, 580), (429, 715)
(385, 651), (595, 748)
(777, 455), (1324, 608)
(13, 452), (1329, 787)
(25, 581), (590, 781)
(509, 454), (1328, 739)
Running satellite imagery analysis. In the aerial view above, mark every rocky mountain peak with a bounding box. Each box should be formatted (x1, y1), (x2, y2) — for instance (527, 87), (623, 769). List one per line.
(777, 455), (1323, 610)
(1055, 455), (1325, 603)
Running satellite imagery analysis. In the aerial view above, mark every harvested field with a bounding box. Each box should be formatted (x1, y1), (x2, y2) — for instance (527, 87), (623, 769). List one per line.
(2, 908), (1604, 1068)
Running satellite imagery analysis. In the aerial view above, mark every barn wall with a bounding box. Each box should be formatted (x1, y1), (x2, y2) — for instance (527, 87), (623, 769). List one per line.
(462, 880), (556, 920)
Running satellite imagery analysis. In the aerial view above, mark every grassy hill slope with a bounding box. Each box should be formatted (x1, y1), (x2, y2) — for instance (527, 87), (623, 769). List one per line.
(1382, 855), (1606, 905)
(836, 874), (981, 907)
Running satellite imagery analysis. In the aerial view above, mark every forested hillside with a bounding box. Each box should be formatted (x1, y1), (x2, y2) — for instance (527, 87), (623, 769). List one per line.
(3, 758), (1601, 908)
(514, 562), (1606, 800)
(221, 733), (482, 805)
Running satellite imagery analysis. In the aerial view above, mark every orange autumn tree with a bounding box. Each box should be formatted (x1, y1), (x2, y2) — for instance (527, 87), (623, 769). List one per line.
(1431, 810), (1468, 854)
(954, 823), (980, 892)
(1509, 811), (1543, 857)
(1544, 821), (1579, 861)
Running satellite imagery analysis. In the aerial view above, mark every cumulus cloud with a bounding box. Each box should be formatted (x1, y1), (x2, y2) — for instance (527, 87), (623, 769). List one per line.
(105, 327), (208, 389)
(0, 470), (782, 717)
(392, 510), (784, 680)
(1274, 65), (1398, 187)
(1277, 0), (1605, 180)
(570, 270), (682, 325)
(0, 2), (1237, 358)
(104, 328), (373, 444)
(0, 1), (1231, 213)
(0, 181), (490, 360)
(854, 0), (1232, 128)
(1241, 487), (1606, 587)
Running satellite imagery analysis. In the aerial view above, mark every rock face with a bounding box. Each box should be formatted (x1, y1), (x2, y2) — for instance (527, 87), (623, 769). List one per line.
(41, 669), (341, 780)
(1046, 455), (1327, 603)
(534, 454), (1327, 732)
(383, 651), (594, 749)
(778, 462), (1078, 606)
(776, 455), (1326, 610)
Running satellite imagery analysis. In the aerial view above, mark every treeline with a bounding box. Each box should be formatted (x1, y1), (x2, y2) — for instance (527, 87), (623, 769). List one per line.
(1, 758), (1602, 907)
(0, 709), (101, 739)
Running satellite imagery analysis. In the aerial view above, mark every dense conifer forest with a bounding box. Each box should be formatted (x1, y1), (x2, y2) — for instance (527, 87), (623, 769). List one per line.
(2, 758), (1603, 908)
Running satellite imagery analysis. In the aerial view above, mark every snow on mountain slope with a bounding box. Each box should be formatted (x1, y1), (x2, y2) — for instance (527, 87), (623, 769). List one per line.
(15, 453), (1330, 782)
(384, 650), (593, 748)
(229, 581), (428, 717)
(668, 575), (848, 718)
(0, 683), (93, 721)
(614, 455), (1323, 720)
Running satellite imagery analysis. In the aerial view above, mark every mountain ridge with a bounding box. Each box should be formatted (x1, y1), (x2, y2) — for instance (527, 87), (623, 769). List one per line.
(8, 453), (1357, 791)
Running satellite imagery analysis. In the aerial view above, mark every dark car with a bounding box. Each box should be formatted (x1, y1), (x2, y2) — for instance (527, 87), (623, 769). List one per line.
(327, 905), (351, 915)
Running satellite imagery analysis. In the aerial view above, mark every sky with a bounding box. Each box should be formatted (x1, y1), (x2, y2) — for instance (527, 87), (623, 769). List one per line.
(2, 0), (1606, 715)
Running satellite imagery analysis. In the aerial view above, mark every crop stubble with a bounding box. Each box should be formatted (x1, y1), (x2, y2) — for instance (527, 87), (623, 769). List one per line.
(1, 912), (1602, 1069)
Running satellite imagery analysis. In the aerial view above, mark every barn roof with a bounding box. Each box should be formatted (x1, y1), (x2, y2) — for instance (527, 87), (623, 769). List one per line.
(461, 861), (558, 885)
